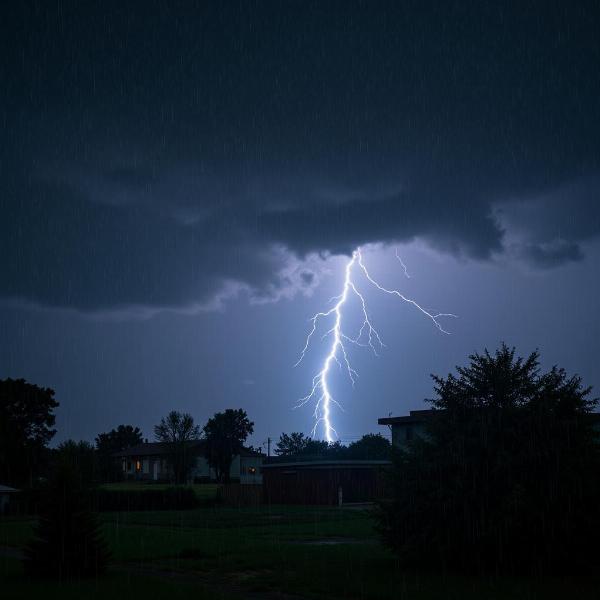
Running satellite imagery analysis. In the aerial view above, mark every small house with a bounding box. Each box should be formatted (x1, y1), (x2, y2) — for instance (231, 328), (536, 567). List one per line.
(116, 441), (264, 483)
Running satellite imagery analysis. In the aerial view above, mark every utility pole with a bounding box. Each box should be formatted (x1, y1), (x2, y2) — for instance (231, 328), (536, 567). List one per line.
(267, 437), (271, 457)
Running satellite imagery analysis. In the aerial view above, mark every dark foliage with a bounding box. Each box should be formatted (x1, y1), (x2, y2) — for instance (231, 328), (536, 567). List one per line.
(274, 432), (390, 460)
(52, 440), (98, 488)
(346, 433), (391, 459)
(275, 431), (311, 455)
(23, 466), (110, 580)
(154, 411), (200, 484)
(377, 344), (600, 574)
(203, 409), (254, 482)
(95, 424), (143, 482)
(0, 378), (59, 487)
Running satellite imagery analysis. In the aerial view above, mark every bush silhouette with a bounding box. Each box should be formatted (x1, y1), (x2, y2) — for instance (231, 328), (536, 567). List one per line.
(24, 465), (110, 579)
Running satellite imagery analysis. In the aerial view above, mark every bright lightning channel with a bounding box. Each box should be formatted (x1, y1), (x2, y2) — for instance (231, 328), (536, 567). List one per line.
(295, 247), (455, 442)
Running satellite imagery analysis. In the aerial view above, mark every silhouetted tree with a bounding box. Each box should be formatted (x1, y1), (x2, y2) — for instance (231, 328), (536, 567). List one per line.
(24, 463), (110, 580)
(203, 409), (254, 482)
(0, 378), (59, 487)
(95, 424), (143, 482)
(154, 411), (200, 484)
(53, 440), (98, 489)
(275, 432), (311, 455)
(346, 433), (391, 459)
(377, 343), (600, 574)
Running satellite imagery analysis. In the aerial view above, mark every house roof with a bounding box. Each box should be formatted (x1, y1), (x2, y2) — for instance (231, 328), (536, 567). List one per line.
(114, 441), (263, 458)
(114, 440), (204, 457)
(262, 460), (391, 469)
(378, 409), (435, 426)
(0, 484), (19, 493)
(379, 409), (600, 426)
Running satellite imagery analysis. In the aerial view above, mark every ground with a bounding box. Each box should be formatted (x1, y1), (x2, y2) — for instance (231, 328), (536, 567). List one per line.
(1, 498), (599, 599)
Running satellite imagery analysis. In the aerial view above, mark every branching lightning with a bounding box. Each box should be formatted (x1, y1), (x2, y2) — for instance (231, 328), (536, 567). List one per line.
(295, 247), (456, 442)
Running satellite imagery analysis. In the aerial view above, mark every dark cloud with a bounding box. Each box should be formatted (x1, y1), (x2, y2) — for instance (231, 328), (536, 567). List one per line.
(1, 1), (600, 314)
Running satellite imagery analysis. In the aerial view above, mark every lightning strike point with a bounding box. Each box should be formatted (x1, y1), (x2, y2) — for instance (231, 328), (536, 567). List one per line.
(295, 247), (456, 442)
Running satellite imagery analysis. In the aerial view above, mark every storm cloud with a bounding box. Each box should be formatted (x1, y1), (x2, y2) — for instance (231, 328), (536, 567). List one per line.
(2, 1), (600, 315)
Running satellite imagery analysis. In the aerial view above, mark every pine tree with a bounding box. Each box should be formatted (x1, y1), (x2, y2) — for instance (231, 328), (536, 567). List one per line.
(24, 465), (110, 579)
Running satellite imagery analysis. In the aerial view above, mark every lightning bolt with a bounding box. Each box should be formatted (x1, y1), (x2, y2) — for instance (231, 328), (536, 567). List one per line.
(295, 247), (456, 442)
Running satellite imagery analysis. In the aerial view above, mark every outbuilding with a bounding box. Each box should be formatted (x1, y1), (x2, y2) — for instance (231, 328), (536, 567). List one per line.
(262, 459), (390, 505)
(0, 484), (19, 514)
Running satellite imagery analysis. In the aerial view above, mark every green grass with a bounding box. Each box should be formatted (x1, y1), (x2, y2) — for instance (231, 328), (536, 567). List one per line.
(2, 505), (599, 599)
(100, 482), (220, 500)
(0, 556), (238, 600)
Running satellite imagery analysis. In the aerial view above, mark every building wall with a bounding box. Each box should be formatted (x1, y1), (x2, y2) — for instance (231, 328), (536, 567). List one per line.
(240, 456), (263, 484)
(123, 453), (263, 483)
(263, 464), (388, 505)
(391, 422), (428, 449)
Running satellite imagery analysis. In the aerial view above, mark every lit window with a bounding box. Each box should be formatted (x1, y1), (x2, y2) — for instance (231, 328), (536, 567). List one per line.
(136, 460), (141, 471)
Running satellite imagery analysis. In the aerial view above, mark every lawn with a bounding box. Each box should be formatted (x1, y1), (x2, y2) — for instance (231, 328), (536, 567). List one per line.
(2, 505), (599, 599)
(101, 481), (220, 501)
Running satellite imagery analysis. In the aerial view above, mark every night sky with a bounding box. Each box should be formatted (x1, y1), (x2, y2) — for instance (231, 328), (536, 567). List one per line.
(1, 1), (599, 448)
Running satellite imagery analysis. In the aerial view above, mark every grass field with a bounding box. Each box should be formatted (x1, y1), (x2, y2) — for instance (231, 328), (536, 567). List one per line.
(100, 481), (221, 500)
(2, 505), (599, 599)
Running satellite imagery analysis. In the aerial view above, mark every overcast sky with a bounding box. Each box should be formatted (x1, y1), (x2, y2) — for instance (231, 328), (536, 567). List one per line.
(1, 1), (599, 448)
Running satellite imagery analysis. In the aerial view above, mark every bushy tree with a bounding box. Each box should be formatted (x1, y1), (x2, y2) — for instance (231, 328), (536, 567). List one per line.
(53, 440), (98, 489)
(346, 433), (391, 459)
(203, 409), (254, 482)
(24, 464), (110, 579)
(0, 378), (59, 487)
(154, 411), (200, 484)
(95, 424), (143, 482)
(275, 432), (311, 455)
(377, 344), (600, 574)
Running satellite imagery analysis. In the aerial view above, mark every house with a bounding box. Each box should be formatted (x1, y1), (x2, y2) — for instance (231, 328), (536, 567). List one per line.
(378, 409), (433, 449)
(0, 484), (19, 514)
(116, 441), (264, 484)
(379, 409), (600, 449)
(262, 459), (390, 505)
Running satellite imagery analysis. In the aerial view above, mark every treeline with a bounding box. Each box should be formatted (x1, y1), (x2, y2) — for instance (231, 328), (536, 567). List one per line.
(273, 431), (391, 460)
(0, 384), (256, 487)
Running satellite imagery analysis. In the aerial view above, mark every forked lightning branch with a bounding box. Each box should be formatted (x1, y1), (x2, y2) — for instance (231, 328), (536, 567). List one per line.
(295, 247), (456, 442)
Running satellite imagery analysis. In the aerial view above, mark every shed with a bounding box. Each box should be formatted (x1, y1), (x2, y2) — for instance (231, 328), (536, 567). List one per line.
(0, 484), (19, 514)
(262, 460), (390, 505)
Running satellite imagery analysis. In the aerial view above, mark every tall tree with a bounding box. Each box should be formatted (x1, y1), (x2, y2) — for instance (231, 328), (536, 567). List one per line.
(0, 378), (59, 487)
(203, 409), (254, 482)
(377, 344), (600, 574)
(154, 411), (200, 484)
(95, 425), (143, 482)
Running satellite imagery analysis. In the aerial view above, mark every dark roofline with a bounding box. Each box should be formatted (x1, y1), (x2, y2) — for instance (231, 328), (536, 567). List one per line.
(113, 440), (204, 458)
(262, 460), (391, 469)
(379, 409), (600, 426)
(378, 409), (435, 426)
(114, 441), (264, 458)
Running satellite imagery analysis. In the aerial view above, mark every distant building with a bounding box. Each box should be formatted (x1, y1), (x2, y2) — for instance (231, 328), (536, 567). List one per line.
(378, 409), (433, 449)
(0, 484), (19, 514)
(379, 409), (600, 449)
(115, 441), (264, 484)
(262, 459), (390, 505)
